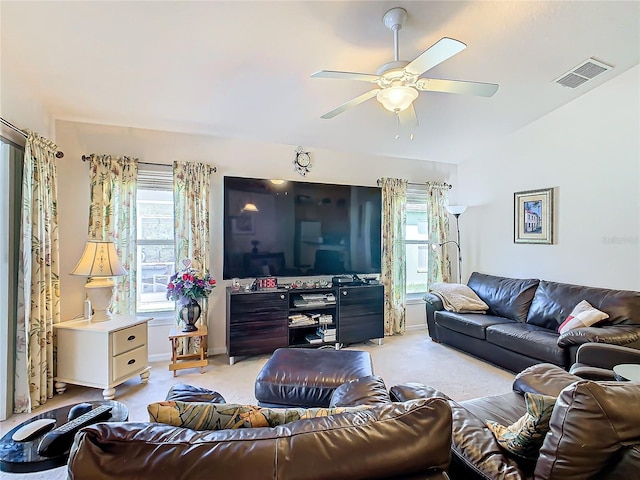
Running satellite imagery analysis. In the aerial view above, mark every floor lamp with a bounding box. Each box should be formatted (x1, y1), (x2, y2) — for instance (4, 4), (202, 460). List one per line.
(446, 206), (466, 283)
(431, 206), (467, 284)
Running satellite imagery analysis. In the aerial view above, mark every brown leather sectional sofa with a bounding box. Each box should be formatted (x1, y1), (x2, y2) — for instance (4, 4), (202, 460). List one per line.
(425, 272), (640, 372)
(68, 367), (640, 480)
(392, 363), (640, 480)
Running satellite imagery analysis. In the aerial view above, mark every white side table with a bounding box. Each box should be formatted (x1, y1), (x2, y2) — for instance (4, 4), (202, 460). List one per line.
(54, 315), (152, 400)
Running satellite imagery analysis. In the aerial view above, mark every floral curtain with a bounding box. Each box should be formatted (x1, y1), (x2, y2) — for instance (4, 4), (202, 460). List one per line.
(173, 161), (212, 337)
(87, 155), (138, 315)
(426, 182), (451, 284)
(14, 132), (61, 413)
(380, 177), (407, 336)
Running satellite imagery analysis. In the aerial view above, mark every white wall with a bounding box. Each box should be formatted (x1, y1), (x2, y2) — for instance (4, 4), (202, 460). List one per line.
(54, 121), (456, 358)
(458, 65), (640, 290)
(0, 65), (54, 140)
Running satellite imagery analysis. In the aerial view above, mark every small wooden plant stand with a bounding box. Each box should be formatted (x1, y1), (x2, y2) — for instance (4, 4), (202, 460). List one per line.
(168, 325), (208, 376)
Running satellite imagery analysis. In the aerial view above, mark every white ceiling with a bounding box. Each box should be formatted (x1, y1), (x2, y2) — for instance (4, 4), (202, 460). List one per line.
(1, 1), (638, 164)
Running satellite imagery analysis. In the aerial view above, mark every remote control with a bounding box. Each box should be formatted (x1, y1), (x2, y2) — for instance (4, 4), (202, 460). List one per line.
(11, 418), (56, 442)
(37, 404), (113, 457)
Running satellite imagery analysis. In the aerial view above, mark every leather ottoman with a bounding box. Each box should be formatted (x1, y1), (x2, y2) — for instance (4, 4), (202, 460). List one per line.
(254, 348), (374, 407)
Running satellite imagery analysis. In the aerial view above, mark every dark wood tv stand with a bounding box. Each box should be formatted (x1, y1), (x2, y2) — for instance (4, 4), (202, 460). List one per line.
(225, 284), (383, 365)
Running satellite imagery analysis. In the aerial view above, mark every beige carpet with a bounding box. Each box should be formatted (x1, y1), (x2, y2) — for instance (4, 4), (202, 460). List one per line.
(0, 330), (514, 479)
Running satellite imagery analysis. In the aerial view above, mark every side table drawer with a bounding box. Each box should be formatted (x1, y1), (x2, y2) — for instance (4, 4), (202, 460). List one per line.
(113, 323), (147, 356)
(112, 344), (147, 382)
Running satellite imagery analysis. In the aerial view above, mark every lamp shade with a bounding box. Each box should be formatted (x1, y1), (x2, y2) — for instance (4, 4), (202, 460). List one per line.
(376, 86), (419, 112)
(241, 202), (259, 212)
(71, 240), (126, 277)
(446, 205), (467, 215)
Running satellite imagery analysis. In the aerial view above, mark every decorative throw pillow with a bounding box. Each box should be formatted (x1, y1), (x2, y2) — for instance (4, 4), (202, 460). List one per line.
(557, 300), (609, 334)
(486, 393), (556, 459)
(148, 401), (372, 431)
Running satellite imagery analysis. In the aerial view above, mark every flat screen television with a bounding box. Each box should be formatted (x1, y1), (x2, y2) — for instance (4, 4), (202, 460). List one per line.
(223, 176), (382, 279)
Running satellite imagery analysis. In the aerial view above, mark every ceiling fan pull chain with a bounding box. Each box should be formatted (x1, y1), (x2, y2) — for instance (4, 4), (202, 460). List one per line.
(395, 111), (401, 140)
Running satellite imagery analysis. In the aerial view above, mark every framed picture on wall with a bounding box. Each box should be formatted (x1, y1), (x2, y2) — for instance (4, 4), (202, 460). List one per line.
(231, 215), (254, 235)
(514, 187), (554, 244)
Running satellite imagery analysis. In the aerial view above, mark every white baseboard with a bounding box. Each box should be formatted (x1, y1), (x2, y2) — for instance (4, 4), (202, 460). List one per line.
(405, 323), (427, 332)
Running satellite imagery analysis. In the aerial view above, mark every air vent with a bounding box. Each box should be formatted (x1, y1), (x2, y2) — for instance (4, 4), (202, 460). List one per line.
(555, 58), (612, 88)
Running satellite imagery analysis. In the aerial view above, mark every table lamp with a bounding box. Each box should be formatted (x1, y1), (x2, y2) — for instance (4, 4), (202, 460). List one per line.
(70, 240), (126, 321)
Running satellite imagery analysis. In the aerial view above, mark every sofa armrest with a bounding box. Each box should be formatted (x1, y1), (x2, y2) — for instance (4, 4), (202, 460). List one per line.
(574, 343), (640, 370)
(557, 325), (640, 348)
(329, 375), (391, 407)
(512, 363), (580, 397)
(424, 293), (444, 341)
(424, 292), (444, 310)
(390, 383), (451, 402)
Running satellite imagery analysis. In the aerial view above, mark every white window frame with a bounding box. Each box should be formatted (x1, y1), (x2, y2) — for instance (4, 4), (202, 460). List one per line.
(405, 186), (430, 299)
(136, 168), (176, 321)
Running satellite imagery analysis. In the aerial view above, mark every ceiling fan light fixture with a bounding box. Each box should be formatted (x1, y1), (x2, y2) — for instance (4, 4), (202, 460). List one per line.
(241, 202), (259, 212)
(376, 85), (418, 112)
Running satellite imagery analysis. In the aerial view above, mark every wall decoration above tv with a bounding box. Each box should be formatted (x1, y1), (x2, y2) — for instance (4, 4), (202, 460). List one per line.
(223, 176), (382, 279)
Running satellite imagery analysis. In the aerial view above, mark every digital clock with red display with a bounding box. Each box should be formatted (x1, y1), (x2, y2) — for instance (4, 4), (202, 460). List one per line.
(256, 277), (278, 290)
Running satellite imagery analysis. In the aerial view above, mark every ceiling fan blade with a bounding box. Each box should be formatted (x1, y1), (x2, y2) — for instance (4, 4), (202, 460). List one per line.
(311, 70), (380, 83)
(320, 89), (381, 119)
(405, 37), (467, 76)
(416, 78), (499, 97)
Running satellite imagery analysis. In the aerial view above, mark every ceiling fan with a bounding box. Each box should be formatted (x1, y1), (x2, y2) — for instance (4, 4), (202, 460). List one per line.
(312, 7), (499, 133)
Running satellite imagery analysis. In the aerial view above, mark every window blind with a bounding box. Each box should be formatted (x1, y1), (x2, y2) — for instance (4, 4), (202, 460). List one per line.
(406, 185), (429, 211)
(137, 168), (172, 191)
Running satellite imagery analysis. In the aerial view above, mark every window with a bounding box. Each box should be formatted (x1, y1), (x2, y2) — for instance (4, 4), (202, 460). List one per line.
(405, 186), (430, 294)
(136, 169), (175, 313)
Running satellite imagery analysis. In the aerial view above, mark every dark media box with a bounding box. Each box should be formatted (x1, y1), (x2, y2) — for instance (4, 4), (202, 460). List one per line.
(332, 275), (353, 286)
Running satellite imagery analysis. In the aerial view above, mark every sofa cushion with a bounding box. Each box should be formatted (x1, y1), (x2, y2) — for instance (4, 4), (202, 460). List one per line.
(148, 400), (371, 430)
(460, 391), (527, 427)
(435, 311), (515, 340)
(486, 393), (556, 460)
(527, 280), (640, 330)
(486, 323), (566, 366)
(467, 272), (540, 323)
(449, 401), (534, 479)
(329, 375), (391, 407)
(535, 380), (640, 479)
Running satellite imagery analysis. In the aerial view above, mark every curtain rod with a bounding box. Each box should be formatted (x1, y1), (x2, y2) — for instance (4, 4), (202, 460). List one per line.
(377, 179), (452, 189)
(0, 117), (65, 158)
(412, 181), (452, 189)
(81, 155), (217, 173)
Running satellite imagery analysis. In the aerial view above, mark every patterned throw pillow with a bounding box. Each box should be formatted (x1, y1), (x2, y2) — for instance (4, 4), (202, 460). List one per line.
(486, 393), (556, 459)
(148, 401), (372, 431)
(558, 300), (609, 334)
